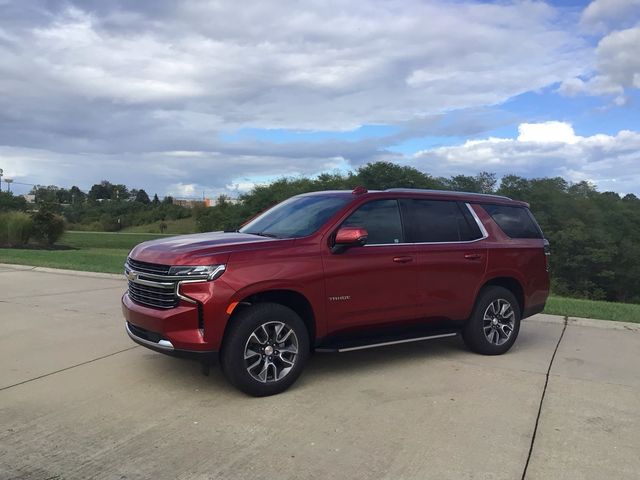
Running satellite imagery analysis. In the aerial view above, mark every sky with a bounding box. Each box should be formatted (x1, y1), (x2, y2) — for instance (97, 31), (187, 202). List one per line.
(0, 0), (639, 198)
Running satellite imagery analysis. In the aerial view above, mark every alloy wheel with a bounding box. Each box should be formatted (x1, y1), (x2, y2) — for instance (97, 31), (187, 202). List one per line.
(483, 299), (515, 346)
(244, 321), (299, 383)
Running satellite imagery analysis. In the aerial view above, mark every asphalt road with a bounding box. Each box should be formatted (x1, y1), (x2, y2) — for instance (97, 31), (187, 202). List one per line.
(1, 264), (639, 480)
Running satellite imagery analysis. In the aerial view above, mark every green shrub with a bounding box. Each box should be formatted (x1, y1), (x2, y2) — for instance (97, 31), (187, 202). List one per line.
(31, 209), (65, 245)
(0, 211), (33, 246)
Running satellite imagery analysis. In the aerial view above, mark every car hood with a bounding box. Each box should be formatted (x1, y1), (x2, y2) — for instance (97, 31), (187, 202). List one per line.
(128, 231), (292, 266)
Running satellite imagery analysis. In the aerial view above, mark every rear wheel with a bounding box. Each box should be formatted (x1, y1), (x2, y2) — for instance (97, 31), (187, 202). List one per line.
(462, 286), (520, 355)
(221, 303), (309, 396)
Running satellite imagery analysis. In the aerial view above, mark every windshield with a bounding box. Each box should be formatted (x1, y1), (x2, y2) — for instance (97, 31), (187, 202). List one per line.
(239, 195), (351, 239)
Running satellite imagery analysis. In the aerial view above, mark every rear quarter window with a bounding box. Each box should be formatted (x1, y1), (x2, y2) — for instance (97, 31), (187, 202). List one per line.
(400, 199), (483, 242)
(480, 204), (543, 239)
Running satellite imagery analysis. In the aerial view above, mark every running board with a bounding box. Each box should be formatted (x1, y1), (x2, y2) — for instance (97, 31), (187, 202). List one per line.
(316, 331), (458, 353)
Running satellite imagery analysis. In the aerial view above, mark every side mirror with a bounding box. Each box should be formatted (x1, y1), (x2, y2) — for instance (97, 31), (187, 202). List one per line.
(331, 226), (368, 254)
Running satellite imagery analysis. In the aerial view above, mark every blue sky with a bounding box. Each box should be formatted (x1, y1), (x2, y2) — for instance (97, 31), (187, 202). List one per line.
(1, 0), (639, 196)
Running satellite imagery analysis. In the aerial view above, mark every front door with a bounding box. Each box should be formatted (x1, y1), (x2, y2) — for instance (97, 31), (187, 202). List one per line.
(322, 199), (421, 332)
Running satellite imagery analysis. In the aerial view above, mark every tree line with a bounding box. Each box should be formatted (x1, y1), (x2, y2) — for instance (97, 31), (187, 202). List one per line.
(2, 163), (639, 303)
(194, 162), (640, 303)
(26, 181), (191, 231)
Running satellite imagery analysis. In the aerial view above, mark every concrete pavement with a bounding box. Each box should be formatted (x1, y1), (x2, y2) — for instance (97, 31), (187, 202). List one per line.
(0, 265), (638, 479)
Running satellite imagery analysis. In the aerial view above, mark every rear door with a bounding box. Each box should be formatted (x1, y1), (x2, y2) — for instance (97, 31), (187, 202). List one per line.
(322, 199), (421, 330)
(399, 199), (487, 321)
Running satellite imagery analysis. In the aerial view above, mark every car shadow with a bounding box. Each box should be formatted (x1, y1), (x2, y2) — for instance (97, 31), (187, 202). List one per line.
(137, 335), (468, 396)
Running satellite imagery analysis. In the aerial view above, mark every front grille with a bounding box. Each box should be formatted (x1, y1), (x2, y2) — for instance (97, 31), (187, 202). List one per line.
(126, 257), (178, 309)
(127, 280), (178, 309)
(126, 258), (171, 275)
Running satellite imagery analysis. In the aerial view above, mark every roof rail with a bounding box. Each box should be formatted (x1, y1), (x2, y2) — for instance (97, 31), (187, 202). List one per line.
(384, 188), (512, 201)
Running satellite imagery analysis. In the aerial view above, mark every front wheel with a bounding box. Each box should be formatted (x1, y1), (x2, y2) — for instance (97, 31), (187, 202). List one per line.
(462, 286), (521, 355)
(221, 303), (309, 397)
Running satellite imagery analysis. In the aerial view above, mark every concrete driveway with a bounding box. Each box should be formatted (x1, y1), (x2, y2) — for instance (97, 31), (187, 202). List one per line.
(1, 264), (639, 480)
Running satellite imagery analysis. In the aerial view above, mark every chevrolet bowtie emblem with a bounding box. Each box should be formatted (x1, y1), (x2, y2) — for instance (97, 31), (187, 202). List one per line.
(126, 270), (138, 281)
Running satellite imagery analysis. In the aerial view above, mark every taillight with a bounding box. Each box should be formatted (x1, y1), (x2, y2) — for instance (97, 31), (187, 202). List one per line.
(543, 239), (550, 271)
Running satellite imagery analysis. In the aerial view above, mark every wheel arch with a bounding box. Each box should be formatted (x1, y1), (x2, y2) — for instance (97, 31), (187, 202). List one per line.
(479, 276), (525, 316)
(224, 289), (317, 348)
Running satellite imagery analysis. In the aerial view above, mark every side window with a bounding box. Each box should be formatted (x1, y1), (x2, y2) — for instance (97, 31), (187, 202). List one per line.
(342, 200), (403, 244)
(458, 203), (484, 241)
(400, 199), (475, 242)
(480, 204), (543, 239)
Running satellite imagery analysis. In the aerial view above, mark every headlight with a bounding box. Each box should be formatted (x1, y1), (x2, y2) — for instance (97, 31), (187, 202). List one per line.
(168, 264), (226, 280)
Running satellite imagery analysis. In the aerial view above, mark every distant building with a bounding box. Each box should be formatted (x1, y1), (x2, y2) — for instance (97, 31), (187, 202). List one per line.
(22, 194), (36, 203)
(173, 197), (240, 208)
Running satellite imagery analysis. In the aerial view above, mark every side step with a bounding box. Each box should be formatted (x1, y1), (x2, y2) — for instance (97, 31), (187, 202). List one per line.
(316, 331), (458, 353)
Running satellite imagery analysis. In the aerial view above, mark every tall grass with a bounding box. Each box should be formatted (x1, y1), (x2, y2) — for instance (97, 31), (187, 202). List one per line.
(0, 211), (33, 246)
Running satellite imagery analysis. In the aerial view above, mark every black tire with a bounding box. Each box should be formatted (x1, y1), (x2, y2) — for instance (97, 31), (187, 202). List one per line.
(462, 286), (521, 355)
(221, 302), (310, 397)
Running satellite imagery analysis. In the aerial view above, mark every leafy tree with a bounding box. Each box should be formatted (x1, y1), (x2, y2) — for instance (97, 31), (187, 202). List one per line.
(10, 167), (640, 303)
(88, 181), (112, 202)
(31, 205), (65, 246)
(135, 189), (151, 204)
(445, 172), (496, 193)
(0, 192), (27, 212)
(355, 162), (442, 190)
(70, 186), (86, 204)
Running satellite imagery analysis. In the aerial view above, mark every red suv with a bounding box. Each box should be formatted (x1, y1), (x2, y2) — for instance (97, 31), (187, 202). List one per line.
(122, 188), (550, 396)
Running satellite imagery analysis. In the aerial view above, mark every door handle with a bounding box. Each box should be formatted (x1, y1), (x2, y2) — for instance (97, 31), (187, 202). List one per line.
(393, 256), (414, 263)
(464, 253), (482, 260)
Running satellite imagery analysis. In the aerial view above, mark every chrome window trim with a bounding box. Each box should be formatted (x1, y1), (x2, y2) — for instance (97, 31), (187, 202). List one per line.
(466, 202), (489, 239)
(364, 202), (488, 247)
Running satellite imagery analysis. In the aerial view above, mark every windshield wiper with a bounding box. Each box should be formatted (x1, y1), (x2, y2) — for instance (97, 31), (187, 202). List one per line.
(246, 231), (282, 239)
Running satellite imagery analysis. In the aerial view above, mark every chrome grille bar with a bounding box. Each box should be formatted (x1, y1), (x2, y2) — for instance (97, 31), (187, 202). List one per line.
(125, 257), (212, 309)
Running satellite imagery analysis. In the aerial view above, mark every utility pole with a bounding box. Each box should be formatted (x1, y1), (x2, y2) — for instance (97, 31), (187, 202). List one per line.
(4, 178), (12, 193)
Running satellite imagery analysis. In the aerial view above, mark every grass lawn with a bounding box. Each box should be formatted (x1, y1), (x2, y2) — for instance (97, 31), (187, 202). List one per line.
(1, 231), (638, 322)
(121, 217), (196, 234)
(0, 231), (170, 274)
(544, 295), (639, 324)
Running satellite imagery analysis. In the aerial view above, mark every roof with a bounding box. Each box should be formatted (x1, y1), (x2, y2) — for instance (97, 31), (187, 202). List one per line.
(384, 188), (511, 201)
(299, 188), (527, 206)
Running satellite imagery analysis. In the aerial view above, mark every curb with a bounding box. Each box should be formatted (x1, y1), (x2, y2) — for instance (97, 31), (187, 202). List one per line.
(526, 313), (565, 325)
(0, 263), (123, 281)
(527, 313), (639, 332)
(567, 316), (639, 332)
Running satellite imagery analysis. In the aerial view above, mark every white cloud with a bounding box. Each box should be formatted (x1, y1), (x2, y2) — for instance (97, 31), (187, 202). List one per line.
(0, 1), (589, 132)
(225, 181), (261, 194)
(517, 121), (580, 144)
(1, 1), (637, 197)
(170, 183), (197, 197)
(0, 144), (352, 198)
(595, 26), (640, 90)
(560, 0), (640, 102)
(561, 25), (640, 101)
(413, 122), (640, 194)
(581, 0), (640, 32)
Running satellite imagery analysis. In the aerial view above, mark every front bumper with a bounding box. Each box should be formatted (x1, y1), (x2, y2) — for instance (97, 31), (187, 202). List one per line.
(125, 321), (217, 362)
(122, 292), (214, 350)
